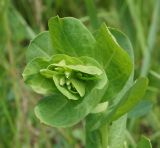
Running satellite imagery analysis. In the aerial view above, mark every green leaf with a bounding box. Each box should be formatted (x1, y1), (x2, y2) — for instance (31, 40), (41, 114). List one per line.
(128, 100), (153, 118)
(90, 77), (148, 130)
(26, 17), (133, 103)
(137, 136), (152, 148)
(52, 75), (79, 100)
(26, 31), (54, 62)
(48, 59), (102, 76)
(23, 54), (106, 102)
(34, 56), (108, 127)
(107, 29), (134, 148)
(23, 16), (138, 129)
(22, 57), (57, 95)
(48, 16), (96, 57)
(70, 78), (85, 97)
(24, 53), (108, 127)
(35, 70), (107, 127)
(91, 102), (108, 114)
(108, 28), (135, 104)
(109, 115), (127, 148)
(112, 77), (148, 120)
(85, 28), (135, 131)
(40, 69), (55, 78)
(94, 24), (133, 100)
(109, 28), (134, 61)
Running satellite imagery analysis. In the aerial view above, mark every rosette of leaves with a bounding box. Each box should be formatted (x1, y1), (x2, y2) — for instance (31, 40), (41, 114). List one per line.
(22, 16), (147, 128)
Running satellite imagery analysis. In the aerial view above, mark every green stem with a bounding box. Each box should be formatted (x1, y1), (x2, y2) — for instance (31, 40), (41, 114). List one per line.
(100, 124), (109, 148)
(85, 115), (109, 148)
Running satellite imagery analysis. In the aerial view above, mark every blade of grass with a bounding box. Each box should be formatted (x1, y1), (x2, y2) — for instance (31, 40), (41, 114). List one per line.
(4, 2), (22, 146)
(12, 8), (36, 39)
(1, 97), (16, 135)
(84, 0), (99, 29)
(149, 70), (160, 79)
(125, 129), (136, 148)
(126, 0), (146, 53)
(140, 0), (160, 76)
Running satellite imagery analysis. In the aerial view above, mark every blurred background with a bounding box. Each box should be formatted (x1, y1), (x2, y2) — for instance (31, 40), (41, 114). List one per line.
(0, 0), (160, 147)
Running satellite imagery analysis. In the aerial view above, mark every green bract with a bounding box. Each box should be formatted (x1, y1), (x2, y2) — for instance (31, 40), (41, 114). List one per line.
(23, 54), (106, 101)
(22, 16), (137, 127)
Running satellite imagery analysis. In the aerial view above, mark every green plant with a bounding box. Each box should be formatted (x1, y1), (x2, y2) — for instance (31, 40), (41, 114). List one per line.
(22, 16), (151, 148)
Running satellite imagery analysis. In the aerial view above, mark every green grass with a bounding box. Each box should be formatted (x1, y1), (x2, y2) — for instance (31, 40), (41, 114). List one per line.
(0, 0), (160, 147)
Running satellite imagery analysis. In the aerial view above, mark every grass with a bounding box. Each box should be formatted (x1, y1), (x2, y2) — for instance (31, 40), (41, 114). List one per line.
(0, 0), (160, 147)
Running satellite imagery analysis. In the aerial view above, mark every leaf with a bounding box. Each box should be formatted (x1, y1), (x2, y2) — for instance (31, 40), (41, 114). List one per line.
(109, 115), (127, 148)
(109, 28), (134, 61)
(86, 28), (135, 131)
(106, 29), (135, 148)
(22, 57), (57, 95)
(26, 31), (54, 62)
(52, 75), (79, 100)
(35, 70), (107, 127)
(137, 136), (152, 148)
(70, 78), (85, 97)
(108, 28), (135, 104)
(34, 57), (108, 127)
(94, 24), (133, 101)
(23, 16), (137, 128)
(91, 102), (108, 114)
(90, 77), (148, 130)
(111, 77), (148, 120)
(49, 59), (102, 75)
(128, 100), (153, 118)
(48, 16), (96, 57)
(27, 54), (108, 127)
(26, 17), (133, 103)
(23, 53), (107, 102)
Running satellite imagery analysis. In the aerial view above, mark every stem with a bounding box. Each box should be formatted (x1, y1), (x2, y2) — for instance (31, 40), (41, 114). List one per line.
(85, 115), (109, 148)
(100, 124), (109, 148)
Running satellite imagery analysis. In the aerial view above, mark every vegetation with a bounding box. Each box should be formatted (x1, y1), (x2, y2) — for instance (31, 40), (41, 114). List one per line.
(0, 0), (160, 148)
